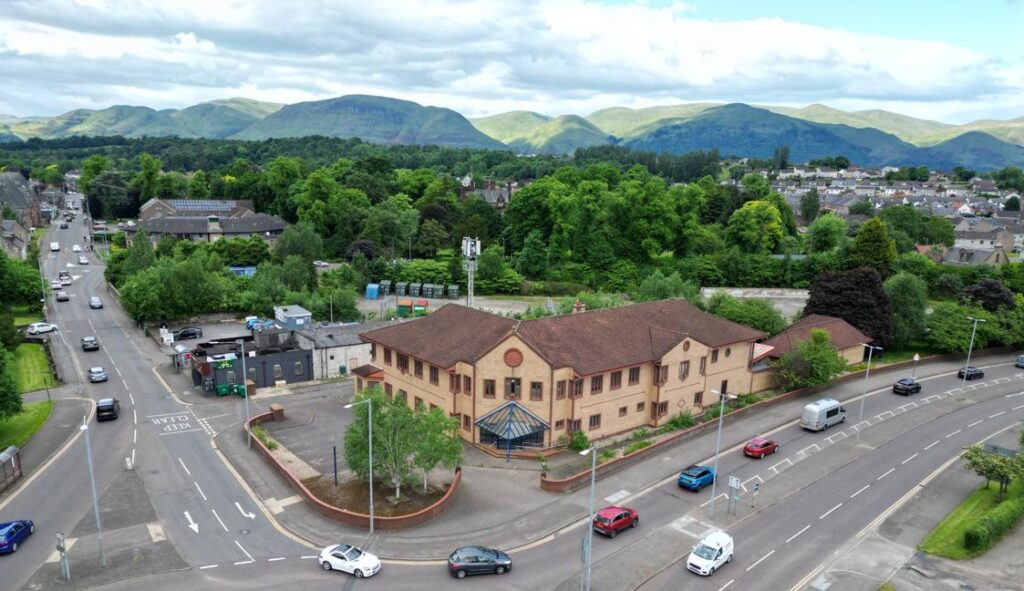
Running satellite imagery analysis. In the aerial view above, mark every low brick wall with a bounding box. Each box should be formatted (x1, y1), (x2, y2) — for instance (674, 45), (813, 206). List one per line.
(245, 412), (461, 530)
(540, 346), (1015, 493)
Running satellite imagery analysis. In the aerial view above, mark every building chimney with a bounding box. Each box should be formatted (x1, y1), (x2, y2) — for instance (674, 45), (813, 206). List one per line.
(572, 299), (586, 314)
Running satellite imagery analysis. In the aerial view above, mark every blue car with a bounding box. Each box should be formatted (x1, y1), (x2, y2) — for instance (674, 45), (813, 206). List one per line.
(0, 520), (34, 554)
(678, 465), (716, 491)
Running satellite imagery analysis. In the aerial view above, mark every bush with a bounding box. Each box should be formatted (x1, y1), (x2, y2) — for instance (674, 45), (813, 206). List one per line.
(632, 427), (651, 440)
(667, 411), (695, 430)
(568, 429), (590, 452)
(735, 393), (763, 408)
(963, 495), (1024, 554)
(251, 424), (278, 450)
(704, 405), (724, 420)
(597, 449), (618, 463)
(624, 440), (653, 455)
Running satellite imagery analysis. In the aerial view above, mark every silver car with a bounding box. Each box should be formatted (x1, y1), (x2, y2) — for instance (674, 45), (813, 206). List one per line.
(89, 296), (103, 309)
(88, 367), (108, 383)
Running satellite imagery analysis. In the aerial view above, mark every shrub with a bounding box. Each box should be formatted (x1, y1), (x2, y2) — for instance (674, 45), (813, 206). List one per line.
(735, 393), (763, 408)
(667, 411), (696, 430)
(251, 424), (278, 450)
(568, 430), (590, 452)
(624, 440), (653, 455)
(963, 495), (1024, 554)
(704, 405), (724, 420)
(597, 449), (618, 463)
(632, 427), (652, 440)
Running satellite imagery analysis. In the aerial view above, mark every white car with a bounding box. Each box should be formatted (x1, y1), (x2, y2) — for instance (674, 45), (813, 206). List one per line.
(319, 544), (381, 578)
(78, 256), (89, 265)
(27, 322), (58, 335)
(687, 530), (733, 576)
(72, 244), (82, 253)
(50, 279), (62, 289)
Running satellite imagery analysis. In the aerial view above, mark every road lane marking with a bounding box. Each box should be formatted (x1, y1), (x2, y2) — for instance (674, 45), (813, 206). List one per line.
(967, 420), (983, 428)
(129, 393), (135, 405)
(1014, 404), (1024, 411)
(819, 503), (843, 519)
(797, 444), (820, 458)
(268, 557), (286, 562)
(199, 564), (218, 570)
(194, 482), (208, 501)
(700, 493), (728, 507)
(133, 409), (137, 424)
(234, 540), (255, 562)
(850, 484), (870, 498)
(746, 549), (775, 571)
(924, 440), (939, 450)
(133, 428), (137, 444)
(901, 453), (919, 465)
(131, 447), (135, 466)
(301, 555), (317, 559)
(877, 468), (895, 481)
(211, 509), (229, 532)
(718, 580), (734, 591)
(786, 525), (811, 543)
(146, 411), (192, 417)
(184, 511), (199, 533)
(178, 458), (191, 476)
(233, 560), (254, 566)
(236, 502), (256, 520)
(945, 429), (962, 438)
(989, 411), (1006, 419)
(1006, 392), (1024, 398)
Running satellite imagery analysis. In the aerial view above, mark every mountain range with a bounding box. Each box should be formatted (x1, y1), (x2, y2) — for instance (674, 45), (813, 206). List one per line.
(3, 94), (1024, 170)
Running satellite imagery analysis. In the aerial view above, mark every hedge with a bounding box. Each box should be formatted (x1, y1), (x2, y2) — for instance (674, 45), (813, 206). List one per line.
(963, 494), (1024, 554)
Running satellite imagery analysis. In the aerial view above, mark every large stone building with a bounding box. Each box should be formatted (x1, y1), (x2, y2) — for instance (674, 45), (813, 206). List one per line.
(358, 300), (767, 451)
(128, 198), (287, 245)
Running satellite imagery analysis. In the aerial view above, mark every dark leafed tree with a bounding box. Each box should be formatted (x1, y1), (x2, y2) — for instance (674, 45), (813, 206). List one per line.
(800, 188), (820, 223)
(961, 278), (1016, 313)
(849, 217), (897, 277)
(804, 267), (893, 348)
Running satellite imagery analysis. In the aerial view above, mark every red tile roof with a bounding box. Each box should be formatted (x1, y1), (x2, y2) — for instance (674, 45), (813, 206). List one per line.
(761, 314), (871, 359)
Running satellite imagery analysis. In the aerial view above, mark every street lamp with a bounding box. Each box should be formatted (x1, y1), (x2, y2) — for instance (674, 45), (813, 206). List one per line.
(708, 389), (734, 512)
(80, 416), (106, 567)
(856, 344), (884, 443)
(962, 316), (986, 390)
(911, 353), (920, 379)
(239, 340), (250, 448)
(344, 398), (374, 534)
(579, 447), (597, 591)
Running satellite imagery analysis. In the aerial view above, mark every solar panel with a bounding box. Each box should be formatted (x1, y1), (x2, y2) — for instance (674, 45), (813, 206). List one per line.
(167, 199), (235, 212)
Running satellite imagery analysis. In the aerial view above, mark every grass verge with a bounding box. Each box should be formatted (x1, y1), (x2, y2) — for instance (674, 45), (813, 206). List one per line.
(0, 401), (53, 449)
(10, 304), (44, 327)
(251, 423), (279, 450)
(13, 343), (54, 393)
(919, 480), (1022, 559)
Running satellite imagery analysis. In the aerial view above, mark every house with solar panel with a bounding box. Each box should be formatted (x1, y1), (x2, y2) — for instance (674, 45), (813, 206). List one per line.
(128, 198), (288, 245)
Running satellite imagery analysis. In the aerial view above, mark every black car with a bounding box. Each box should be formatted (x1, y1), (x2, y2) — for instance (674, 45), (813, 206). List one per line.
(447, 546), (511, 579)
(96, 398), (119, 421)
(958, 366), (984, 380)
(81, 336), (100, 351)
(174, 327), (203, 340)
(892, 378), (921, 395)
(59, 222), (68, 229)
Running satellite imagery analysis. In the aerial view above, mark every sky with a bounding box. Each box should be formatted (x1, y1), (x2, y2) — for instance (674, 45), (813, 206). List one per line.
(0, 0), (1022, 124)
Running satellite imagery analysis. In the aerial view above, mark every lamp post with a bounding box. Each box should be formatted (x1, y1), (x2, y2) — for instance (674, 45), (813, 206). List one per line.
(240, 340), (250, 448)
(579, 447), (597, 591)
(709, 389), (733, 512)
(962, 316), (985, 390)
(344, 398), (374, 534)
(911, 353), (920, 379)
(80, 416), (106, 567)
(856, 344), (884, 443)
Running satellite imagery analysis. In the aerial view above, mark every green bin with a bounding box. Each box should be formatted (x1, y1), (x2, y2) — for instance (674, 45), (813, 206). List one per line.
(234, 384), (248, 397)
(215, 383), (231, 397)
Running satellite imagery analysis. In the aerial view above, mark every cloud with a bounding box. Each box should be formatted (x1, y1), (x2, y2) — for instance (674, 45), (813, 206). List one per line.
(0, 0), (1019, 123)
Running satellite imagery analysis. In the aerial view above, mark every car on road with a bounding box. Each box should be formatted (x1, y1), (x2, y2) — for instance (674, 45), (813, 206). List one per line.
(59, 222), (68, 229)
(686, 530), (733, 576)
(60, 275), (71, 286)
(318, 544), (380, 578)
(742, 437), (779, 458)
(0, 520), (34, 554)
(448, 546), (511, 578)
(96, 398), (120, 421)
(77, 255), (89, 265)
(50, 279), (62, 289)
(72, 244), (82, 252)
(88, 367), (108, 383)
(26, 322), (57, 335)
(174, 327), (203, 340)
(56, 291), (69, 302)
(313, 260), (329, 268)
(1015, 355), (1024, 369)
(958, 366), (984, 380)
(81, 336), (100, 351)
(678, 465), (716, 491)
(592, 506), (638, 538)
(89, 296), (103, 309)
(892, 377), (922, 395)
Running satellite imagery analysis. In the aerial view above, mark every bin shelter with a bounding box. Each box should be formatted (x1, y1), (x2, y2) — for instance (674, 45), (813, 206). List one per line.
(426, 283), (439, 298)
(409, 282), (422, 297)
(395, 282), (408, 296)
(365, 283), (380, 300)
(379, 280), (392, 297)
(397, 299), (414, 318)
(0, 446), (22, 495)
(447, 284), (459, 299)
(414, 299), (429, 316)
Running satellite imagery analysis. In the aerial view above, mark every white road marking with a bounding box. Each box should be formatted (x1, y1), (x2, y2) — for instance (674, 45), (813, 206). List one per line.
(786, 525), (811, 543)
(797, 444), (820, 458)
(902, 453), (919, 465)
(746, 549), (775, 571)
(825, 431), (848, 443)
(718, 579), (734, 591)
(301, 555), (317, 559)
(121, 379), (128, 389)
(268, 557), (286, 562)
(131, 447), (135, 466)
(158, 428), (203, 436)
(233, 560), (254, 566)
(699, 493), (728, 508)
(874, 410), (895, 421)
(211, 508), (229, 532)
(178, 458), (191, 476)
(989, 411), (1006, 419)
(924, 440), (940, 450)
(604, 489), (631, 504)
(184, 511), (199, 533)
(133, 428), (137, 444)
(235, 502), (256, 520)
(1006, 392), (1024, 398)
(850, 484), (870, 498)
(742, 475), (764, 487)
(146, 411), (192, 418)
(1013, 404), (1024, 411)
(819, 503), (843, 519)
(877, 468), (895, 481)
(898, 402), (917, 412)
(194, 482), (208, 501)
(199, 564), (218, 570)
(769, 458), (793, 473)
(133, 409), (137, 424)
(967, 420), (983, 428)
(129, 393), (135, 405)
(234, 540), (255, 562)
(945, 429), (962, 438)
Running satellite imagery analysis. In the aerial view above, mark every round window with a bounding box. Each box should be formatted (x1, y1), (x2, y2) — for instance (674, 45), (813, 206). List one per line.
(504, 348), (524, 368)
(682, 340), (690, 351)
(725, 348), (731, 357)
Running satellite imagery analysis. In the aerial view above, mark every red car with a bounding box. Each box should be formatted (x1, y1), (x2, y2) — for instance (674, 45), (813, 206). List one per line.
(743, 437), (779, 458)
(592, 506), (638, 538)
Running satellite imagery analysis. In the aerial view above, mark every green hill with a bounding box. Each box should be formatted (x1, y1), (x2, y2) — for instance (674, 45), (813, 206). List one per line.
(169, 103), (261, 138)
(471, 111), (552, 144)
(917, 131), (1024, 170)
(585, 103), (719, 138)
(762, 104), (954, 143)
(506, 115), (614, 154)
(233, 94), (506, 149)
(204, 97), (282, 119)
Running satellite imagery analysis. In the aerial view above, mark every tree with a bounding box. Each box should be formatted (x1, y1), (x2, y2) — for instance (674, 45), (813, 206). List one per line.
(849, 217), (897, 276)
(0, 349), (21, 421)
(962, 446), (1022, 498)
(848, 199), (874, 216)
(415, 219), (449, 258)
(805, 267), (893, 348)
(961, 279), (1016, 313)
(412, 408), (462, 493)
(771, 329), (849, 391)
(884, 272), (928, 349)
(925, 303), (1000, 353)
(771, 145), (790, 170)
(376, 395), (419, 500)
(726, 200), (783, 254)
(0, 314), (22, 350)
(477, 244), (506, 282)
(187, 170), (210, 199)
(705, 293), (787, 335)
(123, 229), (156, 277)
(1005, 196), (1020, 212)
(806, 214), (847, 253)
(133, 153), (162, 200)
(154, 172), (188, 199)
(517, 229), (548, 280)
(274, 222), (322, 262)
(800, 188), (820, 223)
(80, 154), (111, 197)
(360, 194), (418, 259)
(633, 270), (699, 303)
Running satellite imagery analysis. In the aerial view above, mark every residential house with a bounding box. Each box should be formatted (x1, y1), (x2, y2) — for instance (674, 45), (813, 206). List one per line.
(759, 314), (871, 366)
(0, 219), (29, 259)
(942, 246), (1010, 266)
(915, 244), (947, 263)
(296, 319), (405, 380)
(0, 171), (41, 229)
(954, 229), (1014, 252)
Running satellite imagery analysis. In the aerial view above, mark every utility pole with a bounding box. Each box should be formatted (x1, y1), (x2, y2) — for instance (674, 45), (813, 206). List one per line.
(461, 237), (480, 308)
(962, 316), (985, 390)
(240, 339), (251, 447)
(81, 417), (106, 567)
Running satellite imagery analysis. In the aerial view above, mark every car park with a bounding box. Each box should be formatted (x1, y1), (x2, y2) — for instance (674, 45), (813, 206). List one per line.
(88, 367), (108, 383)
(892, 377), (921, 395)
(89, 296), (103, 309)
(72, 244), (81, 252)
(81, 336), (100, 351)
(78, 255), (89, 265)
(0, 520), (34, 554)
(687, 530), (733, 576)
(27, 322), (57, 335)
(174, 327), (203, 340)
(678, 465), (715, 491)
(958, 366), (984, 380)
(96, 398), (120, 421)
(56, 291), (70, 302)
(742, 437), (779, 458)
(447, 546), (512, 578)
(318, 543), (381, 578)
(592, 506), (638, 538)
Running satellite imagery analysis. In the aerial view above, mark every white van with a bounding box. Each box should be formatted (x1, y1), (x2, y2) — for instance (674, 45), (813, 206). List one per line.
(49, 242), (60, 252)
(800, 398), (846, 431)
(687, 530), (733, 576)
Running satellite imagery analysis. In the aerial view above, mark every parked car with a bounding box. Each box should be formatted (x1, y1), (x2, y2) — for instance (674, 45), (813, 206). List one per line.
(96, 398), (120, 421)
(81, 336), (100, 351)
(743, 437), (779, 458)
(89, 296), (103, 309)
(245, 317), (274, 330)
(27, 322), (57, 335)
(958, 366), (984, 380)
(1015, 355), (1024, 369)
(174, 327), (203, 340)
(72, 244), (82, 252)
(88, 367), (108, 383)
(0, 520), (35, 554)
(686, 530), (733, 576)
(313, 260), (329, 268)
(77, 256), (89, 265)
(892, 377), (922, 395)
(678, 465), (716, 491)
(447, 546), (512, 578)
(592, 506), (638, 538)
(318, 543), (381, 578)
(56, 291), (69, 302)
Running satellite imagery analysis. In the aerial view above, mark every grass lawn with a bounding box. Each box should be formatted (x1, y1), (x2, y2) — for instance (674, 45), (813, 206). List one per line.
(919, 480), (1022, 559)
(0, 401), (53, 450)
(12, 343), (54, 394)
(10, 304), (44, 327)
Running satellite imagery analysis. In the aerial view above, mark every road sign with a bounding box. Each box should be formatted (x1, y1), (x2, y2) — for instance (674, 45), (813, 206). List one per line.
(728, 475), (740, 489)
(753, 482), (760, 495)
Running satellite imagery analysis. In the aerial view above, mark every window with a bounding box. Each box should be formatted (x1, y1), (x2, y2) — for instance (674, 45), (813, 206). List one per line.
(694, 391), (703, 406)
(484, 379), (496, 398)
(591, 375), (603, 394)
(619, 406), (627, 417)
(294, 361), (303, 376)
(384, 348), (391, 365)
(272, 364), (283, 379)
(678, 361), (690, 380)
(385, 382), (393, 397)
(556, 380), (566, 399)
(572, 379), (584, 398)
(725, 347), (731, 358)
(720, 380), (728, 396)
(628, 366), (640, 385)
(636, 402), (645, 413)
(414, 396), (424, 409)
(699, 356), (707, 375)
(657, 401), (669, 417)
(370, 344), (376, 361)
(430, 366), (439, 385)
(414, 360), (423, 378)
(247, 366), (256, 383)
(505, 377), (522, 399)
(570, 419), (582, 432)
(555, 419), (565, 430)
(226, 370), (236, 384)
(397, 354), (409, 372)
(711, 349), (719, 363)
(464, 375), (472, 395)
(450, 373), (460, 392)
(655, 365), (668, 385)
(610, 371), (622, 390)
(397, 389), (407, 401)
(530, 382), (543, 401)
(589, 414), (601, 430)
(463, 415), (471, 430)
